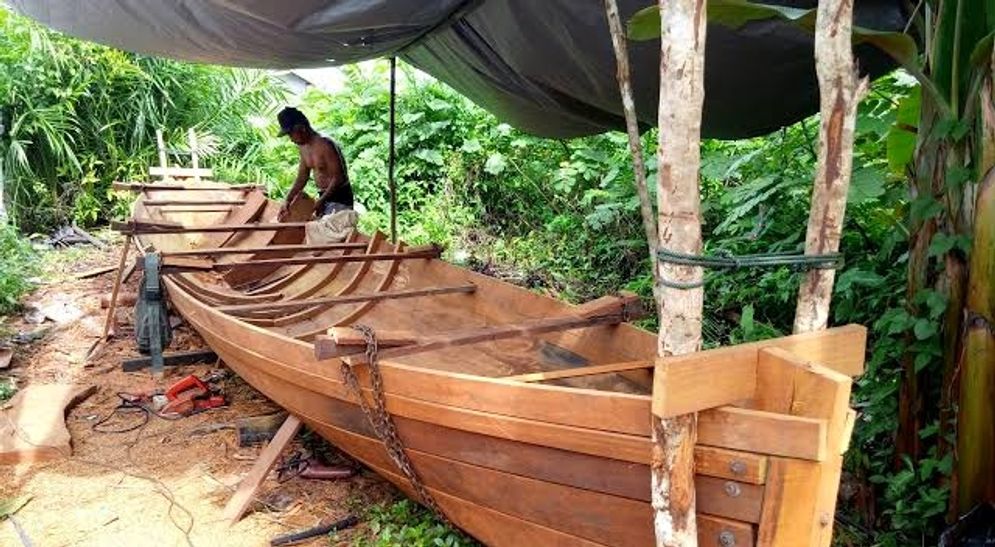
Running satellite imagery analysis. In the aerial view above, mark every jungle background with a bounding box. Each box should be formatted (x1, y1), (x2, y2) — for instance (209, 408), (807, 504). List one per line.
(0, 5), (982, 546)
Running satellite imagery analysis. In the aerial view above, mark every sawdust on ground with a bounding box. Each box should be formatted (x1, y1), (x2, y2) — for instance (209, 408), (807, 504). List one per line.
(0, 237), (396, 547)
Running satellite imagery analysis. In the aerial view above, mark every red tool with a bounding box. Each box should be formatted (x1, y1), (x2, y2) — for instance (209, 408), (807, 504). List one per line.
(160, 374), (226, 416)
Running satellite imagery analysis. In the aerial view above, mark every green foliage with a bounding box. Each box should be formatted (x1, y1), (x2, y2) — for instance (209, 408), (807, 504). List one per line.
(347, 500), (476, 547)
(0, 223), (38, 316)
(0, 8), (287, 231)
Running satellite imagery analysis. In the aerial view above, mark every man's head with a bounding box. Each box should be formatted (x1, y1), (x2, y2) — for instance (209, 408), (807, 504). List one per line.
(277, 107), (312, 145)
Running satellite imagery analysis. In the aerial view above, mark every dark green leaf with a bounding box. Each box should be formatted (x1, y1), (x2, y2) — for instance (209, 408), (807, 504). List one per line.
(913, 318), (938, 341)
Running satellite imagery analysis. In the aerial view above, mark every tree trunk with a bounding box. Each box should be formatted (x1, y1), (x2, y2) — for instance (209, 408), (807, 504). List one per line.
(793, 0), (866, 333)
(602, 0), (660, 303)
(650, 0), (707, 544)
(955, 59), (995, 513)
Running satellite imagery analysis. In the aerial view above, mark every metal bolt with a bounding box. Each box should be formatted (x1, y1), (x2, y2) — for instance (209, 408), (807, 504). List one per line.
(729, 460), (747, 475)
(820, 512), (831, 526)
(718, 530), (737, 546)
(723, 481), (742, 497)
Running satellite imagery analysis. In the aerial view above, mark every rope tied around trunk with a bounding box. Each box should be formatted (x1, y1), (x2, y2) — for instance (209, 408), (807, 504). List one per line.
(656, 248), (844, 289)
(339, 324), (452, 527)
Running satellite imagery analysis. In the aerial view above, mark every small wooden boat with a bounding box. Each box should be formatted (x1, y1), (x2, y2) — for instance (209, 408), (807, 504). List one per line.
(119, 183), (863, 547)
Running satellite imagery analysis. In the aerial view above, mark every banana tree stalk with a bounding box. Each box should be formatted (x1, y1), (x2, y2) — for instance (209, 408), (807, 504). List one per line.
(793, 0), (868, 333)
(650, 0), (708, 543)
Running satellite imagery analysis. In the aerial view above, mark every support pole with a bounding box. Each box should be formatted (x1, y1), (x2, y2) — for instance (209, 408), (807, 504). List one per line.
(101, 235), (133, 340)
(155, 129), (168, 178)
(650, 0), (708, 544)
(188, 128), (200, 181)
(793, 0), (867, 333)
(388, 56), (398, 243)
(602, 0), (660, 304)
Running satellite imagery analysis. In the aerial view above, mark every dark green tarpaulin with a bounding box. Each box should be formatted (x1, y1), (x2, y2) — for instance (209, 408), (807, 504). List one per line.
(11, 0), (908, 138)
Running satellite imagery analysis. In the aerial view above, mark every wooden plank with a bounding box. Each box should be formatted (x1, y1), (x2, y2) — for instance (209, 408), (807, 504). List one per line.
(149, 166), (214, 178)
(113, 182), (260, 191)
(220, 284), (477, 315)
(322, 292), (645, 363)
(121, 349), (218, 372)
(698, 514), (755, 547)
(222, 414), (301, 525)
(699, 407), (827, 461)
(501, 360), (652, 383)
(163, 241), (368, 257)
(98, 235), (132, 342)
(215, 247), (441, 269)
(694, 446), (767, 485)
(652, 349), (757, 418)
(696, 476), (764, 523)
(142, 199), (247, 206)
(0, 384), (96, 464)
(756, 457), (822, 547)
(135, 256), (213, 271)
(73, 265), (117, 279)
(657, 324), (867, 381)
(112, 220), (310, 234)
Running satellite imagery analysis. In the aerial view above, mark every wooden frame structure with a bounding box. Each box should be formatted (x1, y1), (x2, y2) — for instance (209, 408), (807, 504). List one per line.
(111, 184), (863, 546)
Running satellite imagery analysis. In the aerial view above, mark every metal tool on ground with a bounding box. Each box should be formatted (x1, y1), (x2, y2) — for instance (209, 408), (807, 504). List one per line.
(269, 515), (359, 546)
(159, 374), (226, 417)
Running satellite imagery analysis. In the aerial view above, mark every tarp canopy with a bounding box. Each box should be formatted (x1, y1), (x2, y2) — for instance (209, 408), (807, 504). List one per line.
(11, 0), (908, 139)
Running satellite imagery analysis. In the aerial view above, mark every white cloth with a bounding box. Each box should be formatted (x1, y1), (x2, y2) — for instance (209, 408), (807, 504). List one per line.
(305, 209), (359, 244)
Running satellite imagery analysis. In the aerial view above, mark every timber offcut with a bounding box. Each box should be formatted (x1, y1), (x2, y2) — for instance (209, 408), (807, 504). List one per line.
(127, 183), (864, 546)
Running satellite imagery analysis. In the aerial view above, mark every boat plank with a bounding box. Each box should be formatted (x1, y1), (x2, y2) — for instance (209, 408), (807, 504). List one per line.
(220, 284), (476, 314)
(501, 360), (652, 383)
(698, 515), (755, 547)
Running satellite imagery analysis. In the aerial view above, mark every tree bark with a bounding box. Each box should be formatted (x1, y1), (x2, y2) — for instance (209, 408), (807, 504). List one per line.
(650, 0), (707, 544)
(793, 0), (867, 333)
(602, 0), (660, 303)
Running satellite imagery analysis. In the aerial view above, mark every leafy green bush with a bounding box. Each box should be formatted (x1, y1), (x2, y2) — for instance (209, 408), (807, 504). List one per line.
(0, 223), (38, 315)
(346, 500), (476, 547)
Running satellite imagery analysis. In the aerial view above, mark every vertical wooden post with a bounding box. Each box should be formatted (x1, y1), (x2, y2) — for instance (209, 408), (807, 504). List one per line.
(188, 128), (200, 181)
(602, 0), (660, 303)
(388, 57), (398, 244)
(101, 235), (133, 340)
(155, 129), (168, 179)
(651, 0), (708, 544)
(793, 0), (867, 333)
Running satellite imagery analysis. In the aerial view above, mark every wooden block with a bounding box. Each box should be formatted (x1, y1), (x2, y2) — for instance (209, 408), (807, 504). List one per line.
(757, 457), (822, 547)
(0, 384), (96, 464)
(223, 414), (301, 525)
(699, 407), (827, 461)
(74, 265), (117, 279)
(652, 349), (757, 418)
(698, 514), (755, 547)
(696, 475), (764, 523)
(695, 445), (767, 485)
(121, 349), (218, 372)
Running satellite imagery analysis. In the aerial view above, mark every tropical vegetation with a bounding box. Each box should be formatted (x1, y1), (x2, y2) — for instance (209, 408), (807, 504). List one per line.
(0, 4), (992, 546)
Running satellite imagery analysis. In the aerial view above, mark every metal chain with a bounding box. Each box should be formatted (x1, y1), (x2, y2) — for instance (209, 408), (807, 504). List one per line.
(339, 324), (452, 526)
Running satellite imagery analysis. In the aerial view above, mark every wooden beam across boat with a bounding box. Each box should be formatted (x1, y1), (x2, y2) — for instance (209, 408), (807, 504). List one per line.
(162, 241), (368, 257)
(214, 246), (440, 269)
(113, 181), (261, 192)
(316, 293), (645, 362)
(501, 360), (653, 383)
(141, 199), (248, 206)
(218, 284), (477, 315)
(112, 219), (310, 234)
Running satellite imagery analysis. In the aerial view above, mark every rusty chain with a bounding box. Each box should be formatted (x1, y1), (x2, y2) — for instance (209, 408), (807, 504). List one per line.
(340, 324), (452, 527)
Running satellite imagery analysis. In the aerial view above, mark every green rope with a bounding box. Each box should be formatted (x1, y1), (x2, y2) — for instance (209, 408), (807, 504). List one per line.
(656, 249), (844, 289)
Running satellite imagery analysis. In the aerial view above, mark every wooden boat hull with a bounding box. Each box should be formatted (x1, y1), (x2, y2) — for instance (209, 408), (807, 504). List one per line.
(129, 185), (862, 546)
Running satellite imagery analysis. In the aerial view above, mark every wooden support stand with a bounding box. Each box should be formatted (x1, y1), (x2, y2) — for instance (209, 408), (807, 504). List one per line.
(223, 415), (302, 526)
(121, 349), (218, 372)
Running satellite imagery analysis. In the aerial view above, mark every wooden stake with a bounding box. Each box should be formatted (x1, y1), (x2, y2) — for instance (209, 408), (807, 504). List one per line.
(100, 235), (133, 341)
(793, 0), (868, 333)
(155, 129), (168, 177)
(651, 0), (709, 544)
(223, 415), (302, 525)
(603, 0), (660, 302)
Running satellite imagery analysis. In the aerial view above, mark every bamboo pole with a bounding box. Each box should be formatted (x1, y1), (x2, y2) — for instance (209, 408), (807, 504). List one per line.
(793, 0), (868, 333)
(602, 0), (660, 303)
(650, 0), (708, 543)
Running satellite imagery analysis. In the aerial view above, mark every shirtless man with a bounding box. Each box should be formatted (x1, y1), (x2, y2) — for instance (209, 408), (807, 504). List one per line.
(276, 107), (353, 220)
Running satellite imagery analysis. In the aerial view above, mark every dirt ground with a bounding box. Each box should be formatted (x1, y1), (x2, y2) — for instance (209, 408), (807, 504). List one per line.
(0, 238), (396, 547)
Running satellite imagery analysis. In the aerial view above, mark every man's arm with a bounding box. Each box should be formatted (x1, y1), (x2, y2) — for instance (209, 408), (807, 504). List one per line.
(279, 159), (310, 220)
